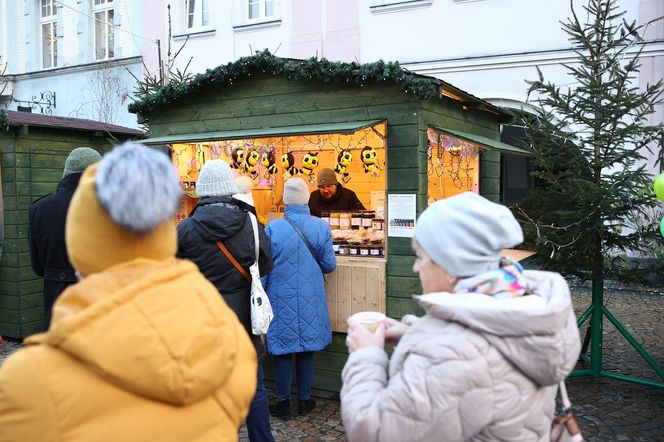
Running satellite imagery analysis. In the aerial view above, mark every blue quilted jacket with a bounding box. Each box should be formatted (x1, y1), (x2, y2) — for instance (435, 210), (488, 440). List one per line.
(263, 205), (337, 355)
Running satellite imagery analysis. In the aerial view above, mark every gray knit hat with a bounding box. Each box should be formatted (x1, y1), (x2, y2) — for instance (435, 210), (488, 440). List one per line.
(414, 192), (524, 277)
(196, 160), (239, 197)
(63, 147), (102, 178)
(317, 168), (337, 186)
(283, 177), (310, 206)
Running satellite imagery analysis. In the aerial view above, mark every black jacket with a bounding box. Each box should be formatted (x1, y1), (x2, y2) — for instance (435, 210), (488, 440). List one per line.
(28, 173), (82, 328)
(308, 183), (366, 217)
(176, 196), (273, 342)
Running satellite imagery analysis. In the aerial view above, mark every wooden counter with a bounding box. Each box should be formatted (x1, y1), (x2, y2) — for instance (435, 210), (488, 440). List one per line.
(325, 256), (386, 332)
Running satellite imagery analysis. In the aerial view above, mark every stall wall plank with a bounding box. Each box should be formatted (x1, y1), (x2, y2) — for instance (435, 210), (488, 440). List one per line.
(351, 266), (366, 314)
(335, 265), (352, 332)
(325, 271), (338, 330)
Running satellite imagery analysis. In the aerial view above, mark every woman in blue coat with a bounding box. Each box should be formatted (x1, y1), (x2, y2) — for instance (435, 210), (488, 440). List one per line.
(264, 178), (337, 420)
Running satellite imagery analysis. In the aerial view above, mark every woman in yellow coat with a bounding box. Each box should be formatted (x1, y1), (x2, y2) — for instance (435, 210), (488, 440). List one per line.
(0, 143), (258, 442)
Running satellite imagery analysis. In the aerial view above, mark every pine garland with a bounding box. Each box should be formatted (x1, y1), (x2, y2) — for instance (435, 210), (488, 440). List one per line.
(128, 50), (440, 115)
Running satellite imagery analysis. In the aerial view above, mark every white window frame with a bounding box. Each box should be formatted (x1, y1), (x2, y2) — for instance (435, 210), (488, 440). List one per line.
(184, 0), (211, 31)
(93, 0), (115, 60)
(247, 0), (276, 22)
(40, 0), (58, 68)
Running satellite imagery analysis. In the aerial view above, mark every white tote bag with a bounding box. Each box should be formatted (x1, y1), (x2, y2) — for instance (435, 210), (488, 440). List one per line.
(247, 212), (274, 335)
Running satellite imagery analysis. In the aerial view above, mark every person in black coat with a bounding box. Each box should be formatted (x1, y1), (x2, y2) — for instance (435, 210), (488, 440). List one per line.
(176, 160), (275, 442)
(308, 167), (365, 217)
(28, 147), (102, 329)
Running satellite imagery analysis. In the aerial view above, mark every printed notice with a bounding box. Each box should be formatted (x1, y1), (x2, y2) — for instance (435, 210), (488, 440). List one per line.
(387, 194), (416, 237)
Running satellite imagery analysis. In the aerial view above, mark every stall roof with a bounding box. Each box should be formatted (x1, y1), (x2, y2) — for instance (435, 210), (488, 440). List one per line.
(434, 127), (532, 156)
(1, 110), (144, 136)
(142, 120), (385, 145)
(128, 50), (513, 123)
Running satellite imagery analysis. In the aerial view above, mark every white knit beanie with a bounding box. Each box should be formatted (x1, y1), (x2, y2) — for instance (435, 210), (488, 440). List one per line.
(283, 177), (310, 206)
(233, 175), (255, 207)
(196, 160), (239, 197)
(414, 192), (524, 277)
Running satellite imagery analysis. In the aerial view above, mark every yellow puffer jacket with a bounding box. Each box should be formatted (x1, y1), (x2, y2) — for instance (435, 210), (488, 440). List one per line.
(0, 258), (257, 442)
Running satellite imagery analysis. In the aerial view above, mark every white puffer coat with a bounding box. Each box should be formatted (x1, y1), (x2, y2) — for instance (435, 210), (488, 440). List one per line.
(340, 271), (581, 442)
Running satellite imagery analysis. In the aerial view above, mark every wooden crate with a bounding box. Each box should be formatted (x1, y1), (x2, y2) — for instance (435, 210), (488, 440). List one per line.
(325, 256), (386, 332)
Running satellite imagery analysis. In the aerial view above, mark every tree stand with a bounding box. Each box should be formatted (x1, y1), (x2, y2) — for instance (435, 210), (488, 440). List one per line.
(571, 280), (664, 389)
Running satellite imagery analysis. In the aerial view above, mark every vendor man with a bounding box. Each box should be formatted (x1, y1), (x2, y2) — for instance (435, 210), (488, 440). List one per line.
(308, 168), (366, 217)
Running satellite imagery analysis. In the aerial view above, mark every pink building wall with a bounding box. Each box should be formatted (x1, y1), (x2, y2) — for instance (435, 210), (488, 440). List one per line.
(291, 0), (322, 59)
(325, 0), (360, 62)
(291, 0), (359, 62)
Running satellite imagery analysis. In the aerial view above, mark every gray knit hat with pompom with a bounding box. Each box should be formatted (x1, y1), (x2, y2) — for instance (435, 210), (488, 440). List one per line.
(95, 142), (182, 233)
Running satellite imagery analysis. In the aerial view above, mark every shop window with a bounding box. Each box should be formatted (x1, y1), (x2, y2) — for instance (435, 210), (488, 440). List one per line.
(40, 0), (58, 68)
(248, 0), (274, 20)
(93, 0), (114, 60)
(172, 122), (387, 226)
(500, 124), (533, 205)
(185, 0), (210, 30)
(426, 127), (480, 204)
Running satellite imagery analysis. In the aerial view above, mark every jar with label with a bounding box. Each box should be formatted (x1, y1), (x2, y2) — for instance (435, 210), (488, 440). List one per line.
(348, 245), (359, 255)
(321, 211), (331, 226)
(351, 211), (362, 229)
(369, 246), (382, 257)
(359, 245), (370, 256)
(339, 212), (352, 230)
(372, 218), (384, 231)
(329, 212), (341, 230)
(362, 211), (375, 229)
(338, 242), (349, 255)
(332, 243), (340, 254)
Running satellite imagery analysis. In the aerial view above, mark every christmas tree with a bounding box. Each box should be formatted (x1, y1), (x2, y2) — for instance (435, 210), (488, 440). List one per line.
(518, 0), (663, 281)
(517, 0), (664, 386)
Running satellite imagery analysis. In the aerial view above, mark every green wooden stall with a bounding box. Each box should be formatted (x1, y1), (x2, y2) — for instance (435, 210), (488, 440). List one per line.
(129, 51), (529, 392)
(0, 110), (142, 339)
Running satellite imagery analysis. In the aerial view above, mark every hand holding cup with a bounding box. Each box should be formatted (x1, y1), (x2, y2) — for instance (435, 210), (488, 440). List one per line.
(346, 312), (386, 353)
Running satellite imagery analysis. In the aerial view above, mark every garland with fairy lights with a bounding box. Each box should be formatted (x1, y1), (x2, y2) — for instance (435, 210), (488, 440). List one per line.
(128, 50), (440, 116)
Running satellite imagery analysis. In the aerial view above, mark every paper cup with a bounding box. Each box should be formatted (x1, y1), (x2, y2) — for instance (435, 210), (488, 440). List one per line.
(350, 311), (386, 332)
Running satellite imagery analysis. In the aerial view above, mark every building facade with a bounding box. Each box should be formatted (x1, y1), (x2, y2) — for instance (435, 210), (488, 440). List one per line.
(1, 0), (661, 167)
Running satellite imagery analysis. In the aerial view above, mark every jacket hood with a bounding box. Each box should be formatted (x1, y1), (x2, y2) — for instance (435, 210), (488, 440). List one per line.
(26, 258), (244, 405)
(416, 270), (580, 386)
(191, 196), (249, 241)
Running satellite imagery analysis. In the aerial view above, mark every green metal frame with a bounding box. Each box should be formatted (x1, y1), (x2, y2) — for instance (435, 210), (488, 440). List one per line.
(570, 280), (664, 389)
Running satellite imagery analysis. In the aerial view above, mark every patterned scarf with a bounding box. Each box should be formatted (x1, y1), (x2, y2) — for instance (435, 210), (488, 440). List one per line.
(454, 257), (527, 299)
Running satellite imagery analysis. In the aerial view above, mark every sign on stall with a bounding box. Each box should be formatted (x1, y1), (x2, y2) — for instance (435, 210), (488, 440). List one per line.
(387, 194), (416, 238)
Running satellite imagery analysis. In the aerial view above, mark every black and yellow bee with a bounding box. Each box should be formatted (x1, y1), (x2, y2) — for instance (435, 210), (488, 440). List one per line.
(301, 152), (319, 176)
(334, 149), (353, 182)
(261, 151), (278, 176)
(230, 147), (245, 170)
(281, 152), (300, 176)
(244, 149), (260, 178)
(361, 145), (378, 174)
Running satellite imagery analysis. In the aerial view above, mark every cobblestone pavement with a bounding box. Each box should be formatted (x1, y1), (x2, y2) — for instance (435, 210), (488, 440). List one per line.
(2, 284), (663, 441)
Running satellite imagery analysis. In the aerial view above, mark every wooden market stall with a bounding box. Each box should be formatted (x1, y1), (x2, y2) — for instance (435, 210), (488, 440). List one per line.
(129, 51), (530, 391)
(0, 111), (142, 339)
